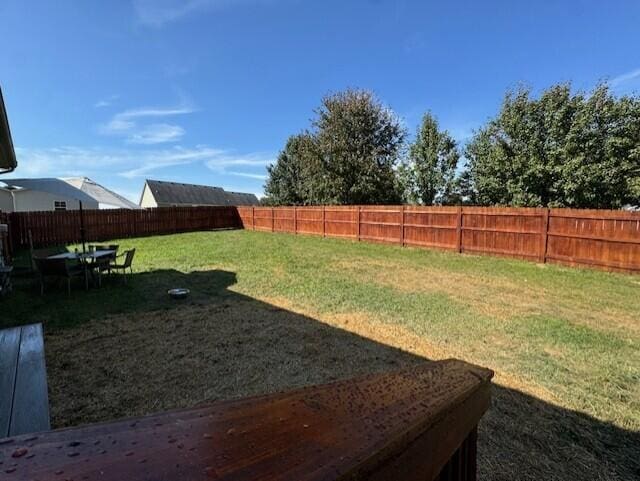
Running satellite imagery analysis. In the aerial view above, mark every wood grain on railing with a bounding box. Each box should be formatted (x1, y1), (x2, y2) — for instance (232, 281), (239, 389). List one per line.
(0, 360), (492, 481)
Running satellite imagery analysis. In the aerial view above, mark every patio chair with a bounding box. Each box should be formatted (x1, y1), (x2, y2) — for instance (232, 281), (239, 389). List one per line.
(0, 266), (12, 297)
(34, 257), (88, 296)
(109, 248), (135, 284)
(91, 245), (119, 286)
(30, 246), (68, 271)
(89, 244), (119, 253)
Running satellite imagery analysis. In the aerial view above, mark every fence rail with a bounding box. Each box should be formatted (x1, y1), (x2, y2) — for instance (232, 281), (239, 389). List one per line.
(238, 205), (640, 273)
(2, 205), (639, 273)
(1, 206), (241, 256)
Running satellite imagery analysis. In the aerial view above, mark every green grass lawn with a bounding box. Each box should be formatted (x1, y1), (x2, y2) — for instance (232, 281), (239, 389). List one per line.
(4, 230), (639, 480)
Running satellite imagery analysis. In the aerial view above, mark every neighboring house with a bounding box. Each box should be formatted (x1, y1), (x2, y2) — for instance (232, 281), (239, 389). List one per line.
(63, 177), (140, 210)
(0, 178), (98, 212)
(139, 179), (259, 208)
(0, 177), (139, 212)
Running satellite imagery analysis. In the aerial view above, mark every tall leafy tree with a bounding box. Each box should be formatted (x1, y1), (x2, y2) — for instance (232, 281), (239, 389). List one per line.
(465, 83), (640, 208)
(263, 133), (315, 206)
(264, 89), (406, 205)
(403, 112), (459, 205)
(312, 89), (405, 204)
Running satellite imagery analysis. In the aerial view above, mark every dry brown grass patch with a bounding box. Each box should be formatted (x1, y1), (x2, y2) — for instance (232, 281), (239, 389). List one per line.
(331, 258), (640, 336)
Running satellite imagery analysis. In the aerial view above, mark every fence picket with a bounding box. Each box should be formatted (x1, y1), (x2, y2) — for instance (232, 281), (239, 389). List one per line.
(236, 205), (640, 273)
(6, 205), (640, 274)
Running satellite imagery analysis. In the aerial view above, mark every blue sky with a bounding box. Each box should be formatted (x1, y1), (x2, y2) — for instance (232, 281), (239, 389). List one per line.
(1, 0), (639, 202)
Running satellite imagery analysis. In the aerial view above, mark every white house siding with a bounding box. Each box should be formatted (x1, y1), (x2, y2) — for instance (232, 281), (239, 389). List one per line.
(11, 190), (98, 212)
(0, 190), (13, 212)
(139, 183), (158, 208)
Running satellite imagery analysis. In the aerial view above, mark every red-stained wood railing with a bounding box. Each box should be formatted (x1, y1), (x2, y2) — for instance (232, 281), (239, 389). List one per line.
(0, 360), (493, 481)
(237, 205), (640, 273)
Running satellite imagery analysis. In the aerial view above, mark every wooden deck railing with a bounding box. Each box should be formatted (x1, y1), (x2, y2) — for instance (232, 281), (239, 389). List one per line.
(0, 360), (492, 481)
(238, 205), (640, 273)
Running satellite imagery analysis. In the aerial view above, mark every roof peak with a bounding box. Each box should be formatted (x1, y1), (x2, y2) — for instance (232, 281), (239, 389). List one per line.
(146, 179), (225, 190)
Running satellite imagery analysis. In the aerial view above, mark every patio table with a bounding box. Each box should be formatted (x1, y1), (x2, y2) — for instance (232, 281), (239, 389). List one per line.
(47, 250), (116, 261)
(47, 250), (116, 286)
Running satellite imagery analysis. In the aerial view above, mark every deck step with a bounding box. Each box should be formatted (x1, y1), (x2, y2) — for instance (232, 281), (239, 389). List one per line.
(0, 323), (50, 437)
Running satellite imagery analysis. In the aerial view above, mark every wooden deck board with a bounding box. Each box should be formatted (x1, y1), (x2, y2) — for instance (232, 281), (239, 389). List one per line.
(8, 323), (50, 436)
(0, 359), (493, 481)
(0, 326), (21, 437)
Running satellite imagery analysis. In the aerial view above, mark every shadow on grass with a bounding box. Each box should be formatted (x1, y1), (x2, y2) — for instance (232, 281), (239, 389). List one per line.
(2, 265), (239, 330)
(3, 268), (639, 480)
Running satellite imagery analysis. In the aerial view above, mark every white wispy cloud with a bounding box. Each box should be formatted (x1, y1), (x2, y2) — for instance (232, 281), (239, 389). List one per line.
(127, 123), (186, 144)
(94, 94), (120, 108)
(99, 100), (195, 144)
(12, 145), (270, 201)
(14, 145), (272, 187)
(14, 146), (128, 178)
(13, 145), (219, 178)
(205, 154), (274, 169)
(118, 146), (226, 178)
(226, 171), (268, 180)
(133, 0), (222, 27)
(610, 68), (640, 89)
(132, 0), (273, 27)
(204, 152), (274, 182)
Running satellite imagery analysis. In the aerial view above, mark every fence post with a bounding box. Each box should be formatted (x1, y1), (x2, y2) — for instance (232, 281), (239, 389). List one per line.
(293, 206), (297, 234)
(322, 206), (326, 238)
(174, 207), (178, 234)
(541, 208), (550, 263)
(0, 212), (11, 263)
(456, 206), (463, 253)
(356, 206), (361, 241)
(271, 207), (274, 232)
(400, 205), (405, 246)
(252, 207), (255, 231)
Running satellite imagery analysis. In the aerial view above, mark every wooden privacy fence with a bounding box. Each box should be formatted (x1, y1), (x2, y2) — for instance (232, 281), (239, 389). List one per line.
(3, 206), (241, 253)
(0, 211), (10, 261)
(3, 205), (639, 273)
(237, 205), (640, 273)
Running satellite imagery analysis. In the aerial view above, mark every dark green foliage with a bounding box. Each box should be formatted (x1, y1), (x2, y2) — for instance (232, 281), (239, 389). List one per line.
(264, 89), (405, 205)
(464, 84), (640, 208)
(267, 84), (640, 209)
(263, 133), (315, 206)
(402, 112), (459, 205)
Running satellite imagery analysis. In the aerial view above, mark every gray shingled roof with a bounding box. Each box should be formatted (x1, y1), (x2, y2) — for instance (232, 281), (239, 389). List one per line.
(1, 178), (97, 204)
(145, 179), (259, 206)
(64, 177), (141, 209)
